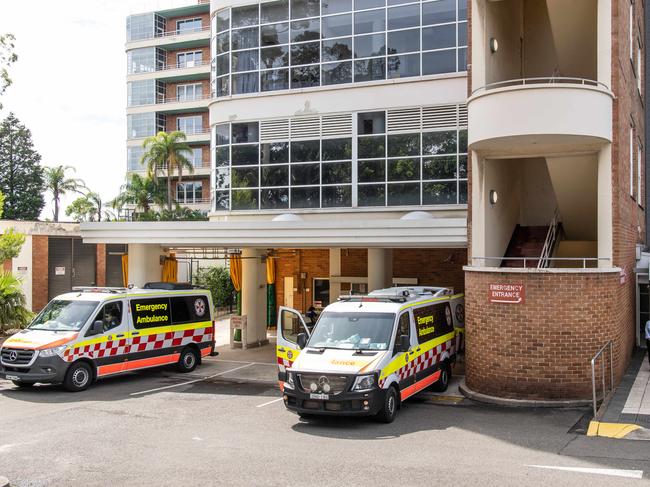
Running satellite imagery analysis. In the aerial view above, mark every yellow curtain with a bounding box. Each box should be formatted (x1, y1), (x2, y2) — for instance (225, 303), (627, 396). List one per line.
(229, 254), (242, 292)
(161, 255), (178, 283)
(266, 256), (275, 285)
(121, 254), (129, 287)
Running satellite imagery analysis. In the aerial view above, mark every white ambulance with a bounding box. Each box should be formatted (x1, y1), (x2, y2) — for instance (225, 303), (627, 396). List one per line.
(0, 283), (216, 392)
(277, 287), (465, 422)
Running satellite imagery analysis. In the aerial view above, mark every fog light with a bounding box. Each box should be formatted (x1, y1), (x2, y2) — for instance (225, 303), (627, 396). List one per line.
(310, 383), (318, 392)
(363, 406), (370, 410)
(363, 400), (369, 406)
(322, 383), (331, 393)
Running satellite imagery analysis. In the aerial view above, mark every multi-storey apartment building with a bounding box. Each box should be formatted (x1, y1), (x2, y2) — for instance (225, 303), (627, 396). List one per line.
(86, 0), (645, 401)
(125, 1), (212, 212)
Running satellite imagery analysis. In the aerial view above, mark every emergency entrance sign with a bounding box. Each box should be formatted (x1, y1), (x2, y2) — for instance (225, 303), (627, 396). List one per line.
(488, 283), (525, 304)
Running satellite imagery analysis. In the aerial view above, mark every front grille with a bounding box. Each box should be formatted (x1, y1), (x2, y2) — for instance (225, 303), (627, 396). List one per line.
(1, 347), (35, 366)
(298, 374), (348, 395)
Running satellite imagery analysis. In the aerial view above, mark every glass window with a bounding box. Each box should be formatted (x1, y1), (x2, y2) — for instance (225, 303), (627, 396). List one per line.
(322, 61), (353, 84)
(216, 9), (230, 32)
(261, 188), (290, 209)
(458, 21), (467, 46)
(291, 41), (320, 65)
(232, 167), (259, 187)
(359, 159), (385, 182)
(458, 47), (467, 71)
(291, 186), (320, 207)
(127, 13), (154, 41)
(322, 38), (353, 61)
(291, 163), (320, 185)
(232, 189), (259, 209)
(354, 9), (385, 34)
(232, 4), (260, 28)
(322, 14), (352, 38)
(422, 0), (456, 25)
(387, 29), (419, 54)
(233, 73), (259, 94)
(458, 129), (467, 152)
(358, 134), (386, 157)
(323, 185), (352, 207)
(458, 0), (467, 21)
(217, 54), (230, 75)
(387, 183), (420, 205)
(387, 53), (420, 78)
(215, 123), (230, 145)
(215, 147), (230, 167)
(322, 0), (352, 15)
(127, 113), (156, 139)
(387, 4), (419, 30)
(232, 27), (260, 50)
(232, 49), (259, 72)
(422, 49), (456, 75)
(232, 122), (260, 143)
(177, 83), (203, 101)
(459, 180), (467, 204)
(91, 301), (123, 333)
(127, 147), (145, 171)
(261, 45), (290, 68)
(232, 145), (259, 165)
(458, 155), (467, 178)
(423, 156), (456, 179)
(127, 80), (155, 106)
(170, 296), (209, 324)
(423, 181), (457, 204)
(215, 167), (230, 188)
(322, 161), (352, 183)
(354, 57), (386, 81)
(322, 138), (352, 160)
(355, 0), (384, 9)
(358, 111), (385, 134)
(422, 24), (456, 51)
(261, 68), (290, 91)
(262, 165), (289, 186)
(359, 184), (385, 206)
(291, 140), (320, 161)
(388, 158), (420, 181)
(217, 32), (230, 54)
(176, 18), (202, 33)
(127, 47), (156, 74)
(388, 133), (420, 156)
(261, 23), (290, 45)
(291, 18), (320, 41)
(261, 0), (289, 23)
(291, 65), (320, 87)
(177, 115), (203, 134)
(422, 130), (457, 154)
(354, 33), (386, 58)
(291, 0), (320, 19)
(261, 142), (290, 163)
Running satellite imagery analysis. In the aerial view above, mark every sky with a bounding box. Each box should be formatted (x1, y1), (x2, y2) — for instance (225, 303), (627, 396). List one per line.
(0, 0), (197, 220)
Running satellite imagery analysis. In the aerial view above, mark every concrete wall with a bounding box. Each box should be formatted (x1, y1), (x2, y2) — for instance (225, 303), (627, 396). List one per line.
(483, 159), (521, 261)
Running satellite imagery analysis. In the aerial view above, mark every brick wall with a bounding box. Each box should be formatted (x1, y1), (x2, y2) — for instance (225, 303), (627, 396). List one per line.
(96, 244), (106, 287)
(275, 249), (330, 312)
(165, 79), (210, 101)
(165, 46), (210, 67)
(393, 248), (467, 293)
(341, 249), (367, 277)
(465, 269), (626, 400)
(171, 176), (211, 201)
(164, 12), (210, 33)
(166, 112), (209, 133)
(32, 235), (48, 312)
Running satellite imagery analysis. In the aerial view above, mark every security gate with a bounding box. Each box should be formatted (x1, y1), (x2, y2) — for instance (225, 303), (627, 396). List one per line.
(106, 244), (127, 287)
(48, 238), (97, 300)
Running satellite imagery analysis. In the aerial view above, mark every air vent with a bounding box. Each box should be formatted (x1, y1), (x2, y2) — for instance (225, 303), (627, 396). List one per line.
(387, 107), (421, 132)
(260, 119), (289, 142)
(290, 116), (321, 139)
(422, 104), (459, 130)
(458, 104), (468, 127)
(322, 113), (353, 137)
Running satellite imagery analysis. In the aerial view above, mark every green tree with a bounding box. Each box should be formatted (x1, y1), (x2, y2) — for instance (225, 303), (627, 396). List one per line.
(65, 195), (97, 222)
(194, 266), (234, 308)
(0, 272), (31, 331)
(0, 190), (25, 262)
(0, 33), (17, 109)
(0, 113), (45, 219)
(141, 131), (193, 212)
(43, 165), (85, 222)
(112, 173), (166, 214)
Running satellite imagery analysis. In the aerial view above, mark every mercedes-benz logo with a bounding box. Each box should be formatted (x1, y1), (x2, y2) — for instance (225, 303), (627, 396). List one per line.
(8, 351), (17, 362)
(318, 376), (329, 387)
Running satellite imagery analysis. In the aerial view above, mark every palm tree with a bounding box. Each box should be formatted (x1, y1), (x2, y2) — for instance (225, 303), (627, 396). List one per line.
(111, 174), (166, 214)
(141, 131), (193, 211)
(43, 165), (86, 222)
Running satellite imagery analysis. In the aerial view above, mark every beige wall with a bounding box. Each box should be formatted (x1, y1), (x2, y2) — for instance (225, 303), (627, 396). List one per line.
(486, 0), (523, 84)
(483, 159), (521, 260)
(519, 158), (557, 226)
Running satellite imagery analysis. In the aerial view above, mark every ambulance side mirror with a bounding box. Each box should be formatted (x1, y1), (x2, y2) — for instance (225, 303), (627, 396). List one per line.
(87, 320), (104, 337)
(397, 334), (410, 353)
(297, 333), (308, 350)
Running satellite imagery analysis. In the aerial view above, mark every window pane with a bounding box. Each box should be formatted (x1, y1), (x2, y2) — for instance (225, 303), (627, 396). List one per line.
(322, 138), (352, 160)
(388, 158), (420, 181)
(291, 186), (320, 208)
(232, 122), (259, 142)
(216, 10), (230, 33)
(323, 185), (351, 207)
(358, 111), (385, 134)
(215, 124), (230, 145)
(387, 53), (420, 78)
(217, 32), (230, 54)
(291, 41), (320, 65)
(387, 183), (420, 205)
(232, 167), (259, 187)
(261, 23), (290, 46)
(262, 165), (289, 185)
(387, 4), (419, 30)
(291, 163), (320, 185)
(459, 130), (468, 152)
(322, 161), (351, 183)
(459, 180), (467, 204)
(261, 45), (290, 68)
(423, 156), (456, 179)
(422, 49), (456, 75)
(354, 9), (385, 34)
(458, 47), (467, 71)
(291, 19), (321, 42)
(232, 72), (259, 93)
(291, 140), (320, 161)
(387, 29), (419, 54)
(214, 190), (230, 210)
(423, 181), (457, 204)
(322, 0), (352, 15)
(261, 0), (289, 23)
(422, 130), (456, 154)
(322, 38), (353, 61)
(322, 61), (353, 84)
(232, 27), (259, 50)
(217, 54), (230, 75)
(232, 189), (259, 209)
(358, 134), (385, 157)
(387, 133), (420, 156)
(355, 0), (384, 9)
(359, 159), (385, 182)
(291, 0), (320, 19)
(232, 4), (259, 27)
(458, 155), (467, 178)
(231, 144), (259, 165)
(261, 142), (290, 163)
(422, 0), (455, 25)
(261, 188), (290, 209)
(359, 184), (385, 206)
(261, 68), (289, 91)
(354, 57), (386, 81)
(215, 168), (230, 189)
(458, 0), (467, 21)
(422, 24), (456, 51)
(458, 21), (467, 46)
(322, 14), (352, 38)
(232, 49), (259, 72)
(291, 65), (320, 87)
(217, 75), (230, 97)
(354, 33), (386, 58)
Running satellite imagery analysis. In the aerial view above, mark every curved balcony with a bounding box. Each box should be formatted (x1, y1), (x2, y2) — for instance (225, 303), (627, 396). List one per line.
(467, 78), (613, 156)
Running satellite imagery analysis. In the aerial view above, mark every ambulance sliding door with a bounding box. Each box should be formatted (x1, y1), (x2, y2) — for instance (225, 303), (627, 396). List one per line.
(276, 307), (310, 382)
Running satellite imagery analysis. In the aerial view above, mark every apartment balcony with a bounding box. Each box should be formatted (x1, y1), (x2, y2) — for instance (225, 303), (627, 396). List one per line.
(127, 93), (210, 116)
(127, 60), (210, 83)
(467, 78), (613, 157)
(126, 25), (210, 51)
(126, 128), (210, 146)
(127, 160), (211, 176)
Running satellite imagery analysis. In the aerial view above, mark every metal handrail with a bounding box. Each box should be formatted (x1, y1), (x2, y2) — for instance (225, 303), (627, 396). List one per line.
(157, 92), (210, 104)
(471, 256), (611, 269)
(591, 341), (614, 420)
(538, 209), (560, 269)
(127, 128), (210, 141)
(472, 77), (610, 96)
(127, 25), (210, 42)
(129, 60), (209, 75)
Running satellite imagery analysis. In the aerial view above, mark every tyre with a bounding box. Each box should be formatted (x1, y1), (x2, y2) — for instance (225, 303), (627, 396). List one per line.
(12, 380), (35, 388)
(375, 386), (399, 423)
(177, 347), (200, 373)
(63, 361), (93, 392)
(431, 362), (451, 392)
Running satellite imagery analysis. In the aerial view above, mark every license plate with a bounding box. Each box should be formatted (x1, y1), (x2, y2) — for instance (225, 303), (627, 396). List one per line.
(310, 393), (329, 400)
(5, 375), (19, 381)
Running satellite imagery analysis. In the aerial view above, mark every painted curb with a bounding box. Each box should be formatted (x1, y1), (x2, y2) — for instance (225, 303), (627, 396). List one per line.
(587, 421), (650, 440)
(459, 382), (592, 408)
(0, 475), (9, 487)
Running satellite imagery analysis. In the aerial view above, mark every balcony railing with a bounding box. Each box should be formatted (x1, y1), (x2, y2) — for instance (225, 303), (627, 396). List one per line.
(128, 25), (210, 42)
(158, 93), (210, 104)
(471, 256), (612, 269)
(128, 128), (209, 140)
(471, 77), (609, 96)
(177, 198), (211, 205)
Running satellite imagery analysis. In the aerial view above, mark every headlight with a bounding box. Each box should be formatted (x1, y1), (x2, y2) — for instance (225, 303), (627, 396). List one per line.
(284, 371), (295, 389)
(351, 374), (376, 392)
(38, 345), (67, 358)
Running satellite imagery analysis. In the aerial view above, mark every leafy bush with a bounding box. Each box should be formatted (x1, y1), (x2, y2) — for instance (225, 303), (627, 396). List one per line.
(132, 205), (208, 222)
(0, 272), (32, 332)
(194, 266), (234, 308)
(0, 227), (25, 262)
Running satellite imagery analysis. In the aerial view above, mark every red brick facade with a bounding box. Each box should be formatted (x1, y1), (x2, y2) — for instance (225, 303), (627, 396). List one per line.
(96, 244), (106, 287)
(31, 235), (49, 312)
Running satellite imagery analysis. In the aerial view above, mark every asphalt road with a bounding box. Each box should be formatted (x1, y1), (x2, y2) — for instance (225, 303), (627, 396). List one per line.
(0, 358), (649, 487)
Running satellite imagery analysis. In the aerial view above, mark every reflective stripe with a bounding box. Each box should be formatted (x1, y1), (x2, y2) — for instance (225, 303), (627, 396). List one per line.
(73, 321), (212, 349)
(400, 370), (441, 400)
(200, 347), (211, 357)
(124, 353), (180, 372)
(380, 331), (455, 381)
(97, 363), (124, 377)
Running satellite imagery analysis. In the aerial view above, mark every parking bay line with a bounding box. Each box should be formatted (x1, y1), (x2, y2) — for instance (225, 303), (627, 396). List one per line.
(526, 465), (644, 479)
(256, 397), (283, 408)
(130, 363), (255, 396)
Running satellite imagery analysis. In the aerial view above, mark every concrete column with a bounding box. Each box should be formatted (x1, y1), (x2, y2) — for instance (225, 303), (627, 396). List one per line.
(241, 248), (268, 346)
(128, 244), (164, 287)
(597, 145), (613, 267)
(367, 248), (393, 292)
(329, 248), (341, 304)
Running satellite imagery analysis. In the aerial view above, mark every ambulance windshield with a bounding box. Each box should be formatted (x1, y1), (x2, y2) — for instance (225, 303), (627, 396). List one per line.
(308, 312), (395, 350)
(29, 300), (99, 332)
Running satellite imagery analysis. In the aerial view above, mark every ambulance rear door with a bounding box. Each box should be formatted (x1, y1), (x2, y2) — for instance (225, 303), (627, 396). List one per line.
(276, 307), (310, 382)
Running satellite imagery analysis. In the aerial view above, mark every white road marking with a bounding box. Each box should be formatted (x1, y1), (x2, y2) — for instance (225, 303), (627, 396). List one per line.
(192, 437), (203, 441)
(526, 465), (644, 479)
(130, 363), (254, 396)
(204, 358), (276, 367)
(256, 397), (283, 408)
